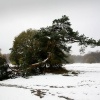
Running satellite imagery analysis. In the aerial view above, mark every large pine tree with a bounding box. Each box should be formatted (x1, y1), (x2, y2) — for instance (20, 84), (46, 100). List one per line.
(10, 15), (100, 75)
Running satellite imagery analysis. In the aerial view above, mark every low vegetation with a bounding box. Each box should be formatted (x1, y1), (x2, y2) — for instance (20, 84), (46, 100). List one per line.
(0, 54), (9, 80)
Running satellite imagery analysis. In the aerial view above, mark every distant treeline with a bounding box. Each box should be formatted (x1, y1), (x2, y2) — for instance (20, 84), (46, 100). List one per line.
(70, 51), (100, 63)
(3, 52), (100, 64)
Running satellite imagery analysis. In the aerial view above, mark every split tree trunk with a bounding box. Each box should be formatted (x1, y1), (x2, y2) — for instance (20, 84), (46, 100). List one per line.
(28, 52), (51, 69)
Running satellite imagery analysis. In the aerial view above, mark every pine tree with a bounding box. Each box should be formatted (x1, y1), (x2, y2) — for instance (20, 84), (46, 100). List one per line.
(10, 15), (100, 75)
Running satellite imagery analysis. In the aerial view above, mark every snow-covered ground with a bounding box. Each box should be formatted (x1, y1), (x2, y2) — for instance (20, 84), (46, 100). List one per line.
(0, 63), (100, 100)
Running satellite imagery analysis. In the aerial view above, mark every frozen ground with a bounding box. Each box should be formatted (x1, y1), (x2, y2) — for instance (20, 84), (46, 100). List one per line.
(0, 63), (100, 100)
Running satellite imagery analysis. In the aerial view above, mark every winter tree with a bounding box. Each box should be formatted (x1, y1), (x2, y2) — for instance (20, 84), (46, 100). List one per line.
(10, 15), (100, 75)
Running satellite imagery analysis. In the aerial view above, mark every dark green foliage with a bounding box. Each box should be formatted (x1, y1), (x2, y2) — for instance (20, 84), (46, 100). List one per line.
(10, 15), (100, 75)
(10, 29), (37, 66)
(0, 55), (9, 80)
(33, 15), (78, 67)
(0, 55), (6, 66)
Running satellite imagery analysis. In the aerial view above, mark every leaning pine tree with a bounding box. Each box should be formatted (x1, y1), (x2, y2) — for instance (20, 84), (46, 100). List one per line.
(10, 15), (100, 75)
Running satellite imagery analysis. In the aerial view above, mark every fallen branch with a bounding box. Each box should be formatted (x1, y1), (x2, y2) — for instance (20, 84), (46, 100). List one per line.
(8, 66), (18, 72)
(28, 52), (51, 69)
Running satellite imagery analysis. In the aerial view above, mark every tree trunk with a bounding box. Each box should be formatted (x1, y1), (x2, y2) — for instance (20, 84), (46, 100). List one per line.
(28, 52), (51, 69)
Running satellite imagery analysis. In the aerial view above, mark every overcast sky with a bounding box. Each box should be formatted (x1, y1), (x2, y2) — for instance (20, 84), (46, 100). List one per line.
(0, 0), (100, 55)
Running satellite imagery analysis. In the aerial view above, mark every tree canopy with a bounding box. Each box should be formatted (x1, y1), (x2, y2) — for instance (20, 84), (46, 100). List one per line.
(10, 15), (100, 74)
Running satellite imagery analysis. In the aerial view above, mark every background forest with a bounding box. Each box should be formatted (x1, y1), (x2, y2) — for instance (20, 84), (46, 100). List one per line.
(70, 51), (100, 63)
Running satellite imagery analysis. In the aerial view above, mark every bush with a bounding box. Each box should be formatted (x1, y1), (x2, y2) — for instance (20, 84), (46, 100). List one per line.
(0, 56), (9, 80)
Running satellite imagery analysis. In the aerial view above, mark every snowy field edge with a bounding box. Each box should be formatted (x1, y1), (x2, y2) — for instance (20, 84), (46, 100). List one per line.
(0, 63), (100, 100)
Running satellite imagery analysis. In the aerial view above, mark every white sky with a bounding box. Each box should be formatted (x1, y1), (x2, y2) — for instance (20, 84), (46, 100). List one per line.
(0, 0), (100, 55)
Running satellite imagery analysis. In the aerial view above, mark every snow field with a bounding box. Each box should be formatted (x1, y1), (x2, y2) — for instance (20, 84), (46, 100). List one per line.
(0, 63), (100, 100)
